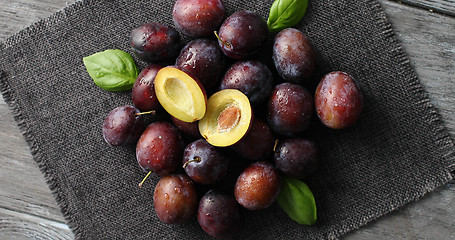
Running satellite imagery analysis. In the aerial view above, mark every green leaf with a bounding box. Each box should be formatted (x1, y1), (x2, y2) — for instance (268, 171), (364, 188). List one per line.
(277, 176), (317, 225)
(83, 49), (139, 92)
(267, 0), (308, 32)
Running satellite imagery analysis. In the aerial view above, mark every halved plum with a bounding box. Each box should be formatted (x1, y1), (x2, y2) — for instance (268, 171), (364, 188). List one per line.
(198, 89), (252, 147)
(154, 66), (207, 122)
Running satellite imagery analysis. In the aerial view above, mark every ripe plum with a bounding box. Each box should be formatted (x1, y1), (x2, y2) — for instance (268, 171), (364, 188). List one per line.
(274, 138), (318, 179)
(217, 10), (268, 59)
(136, 122), (184, 176)
(315, 71), (363, 129)
(130, 22), (180, 62)
(132, 64), (162, 112)
(175, 39), (225, 91)
(154, 174), (198, 224)
(232, 119), (275, 161)
(173, 0), (226, 37)
(272, 28), (316, 83)
(183, 139), (229, 184)
(267, 83), (314, 136)
(102, 105), (144, 146)
(197, 190), (242, 238)
(171, 116), (201, 139)
(234, 161), (281, 210)
(220, 61), (273, 105)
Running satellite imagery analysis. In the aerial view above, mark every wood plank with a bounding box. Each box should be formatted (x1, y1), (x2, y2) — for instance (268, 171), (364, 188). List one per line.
(393, 0), (455, 17)
(0, 0), (454, 239)
(0, 207), (71, 240)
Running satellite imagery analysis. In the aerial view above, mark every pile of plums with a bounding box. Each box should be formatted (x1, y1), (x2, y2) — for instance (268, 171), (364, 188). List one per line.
(102, 0), (363, 238)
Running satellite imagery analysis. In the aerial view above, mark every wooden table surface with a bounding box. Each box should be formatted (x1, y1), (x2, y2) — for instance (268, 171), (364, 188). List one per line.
(1, 0), (454, 239)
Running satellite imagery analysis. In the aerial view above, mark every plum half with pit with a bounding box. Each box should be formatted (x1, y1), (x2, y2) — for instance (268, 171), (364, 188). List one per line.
(315, 71), (364, 129)
(272, 28), (316, 83)
(182, 139), (229, 184)
(267, 83), (314, 136)
(198, 89), (253, 147)
(130, 22), (180, 62)
(234, 161), (281, 210)
(136, 122), (184, 176)
(154, 174), (198, 224)
(173, 0), (226, 38)
(198, 190), (242, 238)
(217, 10), (268, 59)
(220, 60), (273, 105)
(132, 64), (162, 112)
(274, 138), (319, 179)
(102, 105), (144, 146)
(176, 39), (225, 91)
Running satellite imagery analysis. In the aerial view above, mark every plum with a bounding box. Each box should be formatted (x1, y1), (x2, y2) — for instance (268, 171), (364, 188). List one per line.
(102, 105), (144, 146)
(315, 71), (363, 129)
(217, 10), (268, 59)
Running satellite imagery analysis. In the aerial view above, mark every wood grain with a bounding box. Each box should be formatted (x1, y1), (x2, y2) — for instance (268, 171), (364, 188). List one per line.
(0, 0), (454, 239)
(394, 0), (455, 17)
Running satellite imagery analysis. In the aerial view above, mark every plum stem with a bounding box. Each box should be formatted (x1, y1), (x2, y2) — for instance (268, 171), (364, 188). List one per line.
(214, 31), (231, 48)
(182, 157), (201, 168)
(138, 171), (152, 188)
(136, 110), (156, 116)
(273, 139), (279, 152)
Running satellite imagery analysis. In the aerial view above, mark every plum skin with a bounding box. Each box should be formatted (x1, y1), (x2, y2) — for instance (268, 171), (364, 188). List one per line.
(234, 161), (281, 210)
(197, 190), (242, 238)
(136, 122), (184, 176)
(153, 174), (198, 224)
(315, 71), (364, 129)
(232, 119), (275, 161)
(102, 105), (144, 146)
(132, 64), (162, 112)
(274, 138), (319, 179)
(173, 0), (226, 38)
(217, 10), (268, 59)
(272, 28), (316, 83)
(182, 139), (229, 184)
(175, 39), (225, 91)
(130, 22), (180, 62)
(267, 83), (314, 136)
(220, 60), (273, 105)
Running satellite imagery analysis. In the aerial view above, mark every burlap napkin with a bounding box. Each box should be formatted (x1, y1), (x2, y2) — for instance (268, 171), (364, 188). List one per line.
(1, 0), (454, 239)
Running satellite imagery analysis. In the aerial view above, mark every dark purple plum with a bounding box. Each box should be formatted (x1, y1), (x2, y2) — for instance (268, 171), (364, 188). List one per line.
(220, 61), (273, 105)
(274, 138), (318, 179)
(173, 0), (226, 37)
(132, 64), (162, 112)
(136, 122), (184, 176)
(175, 39), (225, 91)
(315, 71), (364, 129)
(171, 116), (201, 139)
(272, 28), (316, 83)
(182, 139), (229, 184)
(130, 22), (180, 62)
(234, 161), (281, 210)
(154, 174), (198, 224)
(198, 190), (242, 238)
(102, 105), (144, 146)
(267, 83), (314, 136)
(217, 10), (268, 59)
(232, 119), (275, 161)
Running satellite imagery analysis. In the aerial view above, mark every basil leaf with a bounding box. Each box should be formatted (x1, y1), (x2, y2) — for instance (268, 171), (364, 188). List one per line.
(83, 49), (139, 92)
(267, 0), (308, 32)
(277, 176), (317, 225)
